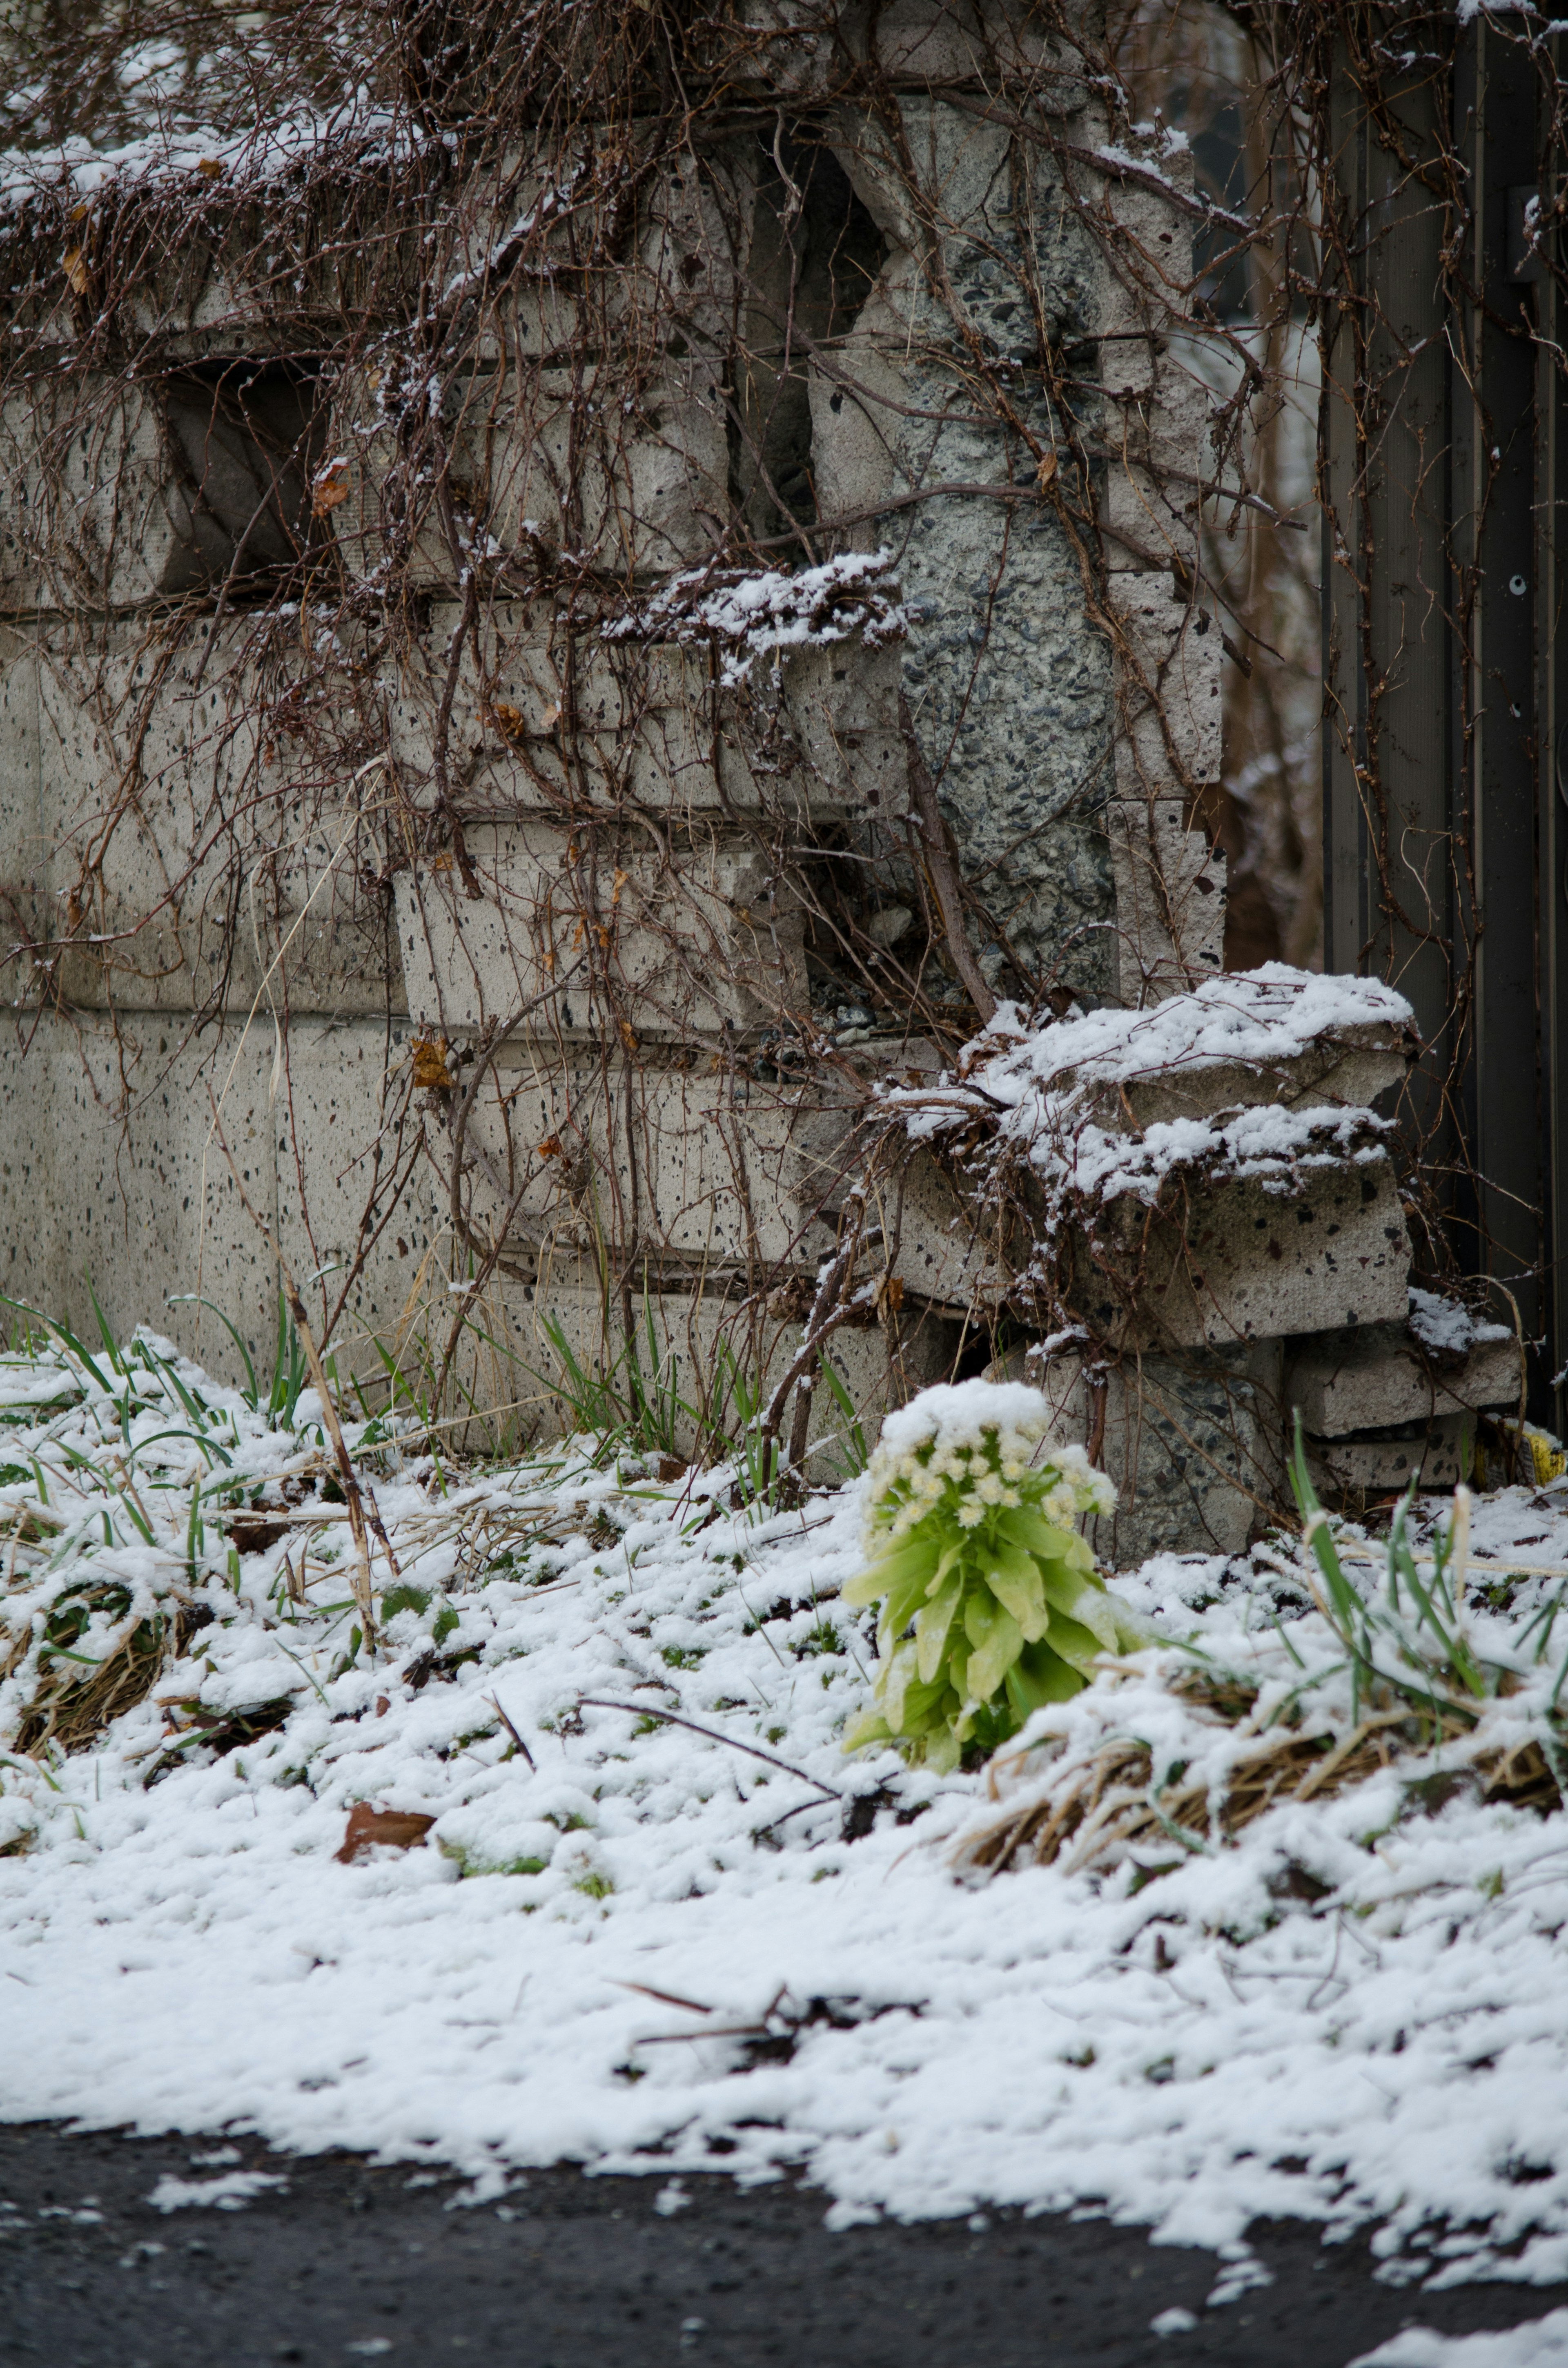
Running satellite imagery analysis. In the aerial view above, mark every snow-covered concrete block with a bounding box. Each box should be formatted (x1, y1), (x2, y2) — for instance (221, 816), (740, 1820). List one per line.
(1086, 1146), (1412, 1352)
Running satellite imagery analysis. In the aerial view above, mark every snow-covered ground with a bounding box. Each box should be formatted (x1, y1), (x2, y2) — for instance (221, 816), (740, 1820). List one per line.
(6, 1328), (1568, 2317)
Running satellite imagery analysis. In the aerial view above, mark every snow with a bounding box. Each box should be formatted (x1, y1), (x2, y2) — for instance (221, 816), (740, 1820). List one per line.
(6, 1329), (1568, 2283)
(881, 967), (1409, 1219)
(1351, 2312), (1568, 2365)
(1410, 1287), (1514, 1359)
(601, 550), (909, 685)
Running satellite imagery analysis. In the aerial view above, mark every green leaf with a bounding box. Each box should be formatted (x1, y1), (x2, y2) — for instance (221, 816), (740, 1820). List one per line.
(962, 1592), (1024, 1706)
(915, 1575), (964, 1683)
(1005, 1640), (1087, 1717)
(980, 1543), (1049, 1641)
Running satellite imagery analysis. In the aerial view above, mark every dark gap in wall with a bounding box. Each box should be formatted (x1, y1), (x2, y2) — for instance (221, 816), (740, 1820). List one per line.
(731, 126), (888, 556)
(158, 359), (323, 595)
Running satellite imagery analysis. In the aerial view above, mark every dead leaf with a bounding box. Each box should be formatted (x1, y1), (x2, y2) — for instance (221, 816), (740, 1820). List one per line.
(657, 1455), (688, 1484)
(410, 1035), (451, 1090)
(195, 157), (225, 179)
(618, 1018), (639, 1053)
(1037, 449), (1058, 491)
(430, 850), (453, 873)
(486, 698), (526, 743)
(227, 1512), (291, 1556)
(336, 1804), (435, 1862)
(539, 700), (561, 732)
(311, 457), (353, 518)
(62, 248), (89, 296)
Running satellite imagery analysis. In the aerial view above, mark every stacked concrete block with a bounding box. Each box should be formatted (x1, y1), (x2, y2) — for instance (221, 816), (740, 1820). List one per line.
(1287, 1311), (1520, 1510)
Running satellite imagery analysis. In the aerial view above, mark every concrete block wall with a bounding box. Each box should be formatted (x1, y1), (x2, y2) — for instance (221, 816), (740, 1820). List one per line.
(0, 11), (1426, 1550)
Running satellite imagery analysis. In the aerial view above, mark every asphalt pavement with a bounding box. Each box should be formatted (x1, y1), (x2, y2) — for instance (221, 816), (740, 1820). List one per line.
(3, 2120), (1565, 2367)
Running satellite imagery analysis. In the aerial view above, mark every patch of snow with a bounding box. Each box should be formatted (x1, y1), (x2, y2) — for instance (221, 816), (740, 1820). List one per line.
(147, 2170), (288, 2213)
(602, 551), (909, 686)
(1151, 2306), (1199, 2336)
(3, 1334), (1568, 2278)
(1350, 2311), (1568, 2365)
(1409, 1289), (1513, 1360)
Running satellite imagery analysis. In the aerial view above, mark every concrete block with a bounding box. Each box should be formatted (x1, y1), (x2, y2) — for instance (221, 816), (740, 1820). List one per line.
(1080, 1148), (1412, 1351)
(1109, 578), (1223, 797)
(38, 1018), (279, 1390)
(987, 1336), (1285, 1568)
(330, 360), (729, 587)
(1, 371), (314, 615)
(381, 612), (820, 822)
(272, 1019), (442, 1382)
(1070, 980), (1413, 1129)
(1109, 797), (1224, 1004)
(0, 628), (47, 1005)
(33, 622), (401, 1017)
(1286, 1318), (1519, 1436)
(1308, 1413), (1472, 1505)
(394, 824), (807, 1042)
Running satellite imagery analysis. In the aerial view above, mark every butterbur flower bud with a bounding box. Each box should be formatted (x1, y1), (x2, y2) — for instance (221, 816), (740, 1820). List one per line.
(842, 1378), (1149, 1772)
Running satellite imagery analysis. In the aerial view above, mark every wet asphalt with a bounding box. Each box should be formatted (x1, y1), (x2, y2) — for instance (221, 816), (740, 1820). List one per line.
(4, 2121), (1568, 2366)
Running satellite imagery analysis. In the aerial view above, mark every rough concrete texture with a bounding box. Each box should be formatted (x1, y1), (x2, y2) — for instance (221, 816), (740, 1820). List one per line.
(396, 827), (806, 1041)
(1287, 1318), (1521, 1436)
(1309, 1412), (1473, 1500)
(989, 1336), (1284, 1565)
(1078, 1151), (1412, 1352)
(1108, 794), (1224, 1003)
(818, 99), (1120, 1001)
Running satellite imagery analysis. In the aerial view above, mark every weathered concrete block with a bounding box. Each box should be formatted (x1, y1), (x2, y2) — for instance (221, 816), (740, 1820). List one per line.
(1109, 578), (1223, 798)
(33, 1021), (280, 1385)
(0, 627), (47, 1006)
(1109, 796), (1224, 1003)
(1308, 1413), (1472, 1504)
(1287, 1318), (1519, 1436)
(1, 372), (314, 615)
(26, 622), (401, 1017)
(988, 1336), (1285, 1567)
(1081, 1149), (1412, 1351)
(381, 613), (832, 824)
(273, 1019), (442, 1381)
(330, 360), (728, 588)
(395, 825), (806, 1042)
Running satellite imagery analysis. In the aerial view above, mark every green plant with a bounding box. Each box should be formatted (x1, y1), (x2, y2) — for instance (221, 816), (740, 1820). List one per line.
(842, 1385), (1146, 1772)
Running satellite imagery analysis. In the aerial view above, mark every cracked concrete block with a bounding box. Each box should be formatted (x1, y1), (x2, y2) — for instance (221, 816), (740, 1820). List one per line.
(1286, 1319), (1519, 1436)
(1109, 797), (1224, 1004)
(1080, 1149), (1412, 1351)
(395, 825), (806, 1042)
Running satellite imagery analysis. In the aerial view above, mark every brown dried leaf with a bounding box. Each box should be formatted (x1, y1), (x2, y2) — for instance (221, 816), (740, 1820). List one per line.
(410, 1035), (451, 1090)
(62, 248), (89, 296)
(336, 1804), (435, 1862)
(311, 459), (353, 517)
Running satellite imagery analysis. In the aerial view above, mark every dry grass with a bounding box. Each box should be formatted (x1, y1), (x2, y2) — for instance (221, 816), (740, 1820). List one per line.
(957, 1666), (1564, 1881)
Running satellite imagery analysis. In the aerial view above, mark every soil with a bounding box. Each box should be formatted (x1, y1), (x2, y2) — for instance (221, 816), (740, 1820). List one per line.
(2, 2120), (1564, 2367)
